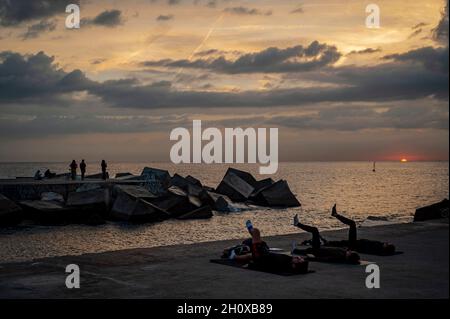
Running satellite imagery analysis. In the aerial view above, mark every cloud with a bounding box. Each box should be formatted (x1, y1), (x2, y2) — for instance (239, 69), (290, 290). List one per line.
(432, 0), (449, 43)
(0, 0), (76, 26)
(206, 0), (217, 8)
(290, 6), (304, 14)
(82, 9), (124, 28)
(193, 49), (222, 57)
(0, 114), (190, 138)
(21, 19), (57, 39)
(408, 28), (423, 39)
(224, 6), (272, 16)
(168, 0), (181, 5)
(193, 49), (240, 57)
(346, 48), (381, 56)
(413, 22), (428, 29)
(0, 51), (91, 103)
(266, 103), (449, 131)
(1, 49), (448, 112)
(142, 41), (342, 74)
(91, 58), (107, 65)
(1, 100), (447, 139)
(156, 14), (174, 21)
(383, 46), (448, 73)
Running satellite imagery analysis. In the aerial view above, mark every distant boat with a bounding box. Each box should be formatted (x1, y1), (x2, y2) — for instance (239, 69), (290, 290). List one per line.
(373, 162), (376, 172)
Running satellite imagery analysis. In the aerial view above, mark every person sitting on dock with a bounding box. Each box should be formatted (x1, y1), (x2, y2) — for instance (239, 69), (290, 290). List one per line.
(44, 169), (56, 179)
(292, 215), (360, 264)
(34, 170), (43, 180)
(70, 160), (78, 180)
(229, 220), (309, 274)
(323, 204), (396, 256)
(80, 160), (87, 180)
(101, 160), (108, 180)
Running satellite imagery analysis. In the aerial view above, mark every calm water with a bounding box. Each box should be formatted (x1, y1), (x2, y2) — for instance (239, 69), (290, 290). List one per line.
(0, 161), (448, 263)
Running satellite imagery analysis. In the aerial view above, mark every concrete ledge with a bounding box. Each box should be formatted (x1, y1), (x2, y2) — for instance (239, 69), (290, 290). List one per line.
(0, 179), (145, 201)
(0, 220), (448, 299)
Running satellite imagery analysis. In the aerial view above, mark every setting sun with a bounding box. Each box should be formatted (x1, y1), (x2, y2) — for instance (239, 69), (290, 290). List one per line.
(401, 158), (408, 163)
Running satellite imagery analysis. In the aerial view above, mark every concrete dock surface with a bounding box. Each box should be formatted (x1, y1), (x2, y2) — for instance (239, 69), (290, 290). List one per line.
(0, 220), (448, 299)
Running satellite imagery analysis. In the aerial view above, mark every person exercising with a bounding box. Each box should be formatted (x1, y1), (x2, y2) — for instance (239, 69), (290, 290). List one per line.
(230, 220), (309, 274)
(324, 204), (396, 256)
(292, 215), (360, 264)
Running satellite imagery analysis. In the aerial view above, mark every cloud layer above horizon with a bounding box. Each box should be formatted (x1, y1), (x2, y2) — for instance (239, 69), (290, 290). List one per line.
(0, 0), (448, 162)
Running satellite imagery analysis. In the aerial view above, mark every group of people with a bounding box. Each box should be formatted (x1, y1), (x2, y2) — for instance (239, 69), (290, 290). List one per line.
(70, 160), (108, 180)
(34, 169), (56, 180)
(223, 204), (397, 274)
(34, 160), (109, 181)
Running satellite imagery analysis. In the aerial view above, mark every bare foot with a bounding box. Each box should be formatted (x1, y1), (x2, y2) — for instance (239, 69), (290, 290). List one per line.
(293, 214), (300, 226)
(331, 204), (337, 217)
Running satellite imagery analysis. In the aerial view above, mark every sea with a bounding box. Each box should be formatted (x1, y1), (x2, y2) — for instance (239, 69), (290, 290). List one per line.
(0, 161), (448, 263)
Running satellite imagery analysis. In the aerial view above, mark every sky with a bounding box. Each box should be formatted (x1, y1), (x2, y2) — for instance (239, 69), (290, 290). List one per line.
(0, 0), (448, 162)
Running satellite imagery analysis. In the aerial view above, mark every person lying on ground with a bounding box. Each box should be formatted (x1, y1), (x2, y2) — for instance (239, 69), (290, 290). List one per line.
(322, 204), (396, 256)
(226, 220), (309, 274)
(292, 215), (360, 264)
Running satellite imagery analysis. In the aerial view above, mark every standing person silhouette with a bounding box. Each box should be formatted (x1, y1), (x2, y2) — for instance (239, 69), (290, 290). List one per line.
(101, 160), (108, 180)
(70, 160), (78, 181)
(80, 160), (87, 180)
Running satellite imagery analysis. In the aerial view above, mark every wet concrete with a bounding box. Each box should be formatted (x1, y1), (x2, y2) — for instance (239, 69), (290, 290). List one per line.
(0, 220), (448, 299)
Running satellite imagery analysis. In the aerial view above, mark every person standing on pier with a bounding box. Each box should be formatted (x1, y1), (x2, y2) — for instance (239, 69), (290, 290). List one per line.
(80, 160), (87, 180)
(70, 160), (78, 180)
(101, 160), (108, 180)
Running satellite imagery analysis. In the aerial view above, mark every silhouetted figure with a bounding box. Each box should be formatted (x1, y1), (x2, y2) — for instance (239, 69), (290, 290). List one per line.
(292, 214), (360, 264)
(101, 160), (108, 180)
(70, 160), (78, 180)
(228, 220), (309, 274)
(44, 169), (56, 179)
(80, 160), (87, 180)
(34, 170), (43, 180)
(324, 204), (397, 256)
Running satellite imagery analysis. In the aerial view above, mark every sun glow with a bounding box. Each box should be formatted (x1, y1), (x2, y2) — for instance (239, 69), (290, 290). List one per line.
(401, 158), (408, 163)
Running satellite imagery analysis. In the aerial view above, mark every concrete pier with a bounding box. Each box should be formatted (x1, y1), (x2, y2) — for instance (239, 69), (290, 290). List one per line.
(0, 178), (145, 201)
(0, 220), (448, 299)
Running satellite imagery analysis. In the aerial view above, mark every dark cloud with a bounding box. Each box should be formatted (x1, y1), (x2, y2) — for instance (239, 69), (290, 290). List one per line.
(266, 104), (449, 131)
(1, 101), (447, 139)
(193, 49), (240, 57)
(168, 0), (181, 5)
(21, 19), (57, 39)
(383, 46), (448, 73)
(0, 114), (189, 138)
(206, 1), (217, 8)
(346, 48), (381, 56)
(102, 55), (449, 108)
(156, 14), (174, 21)
(0, 51), (91, 103)
(193, 49), (222, 57)
(91, 58), (107, 65)
(1, 49), (448, 112)
(82, 10), (124, 28)
(432, 0), (449, 43)
(142, 41), (342, 74)
(0, 0), (76, 26)
(224, 6), (272, 16)
(408, 28), (423, 39)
